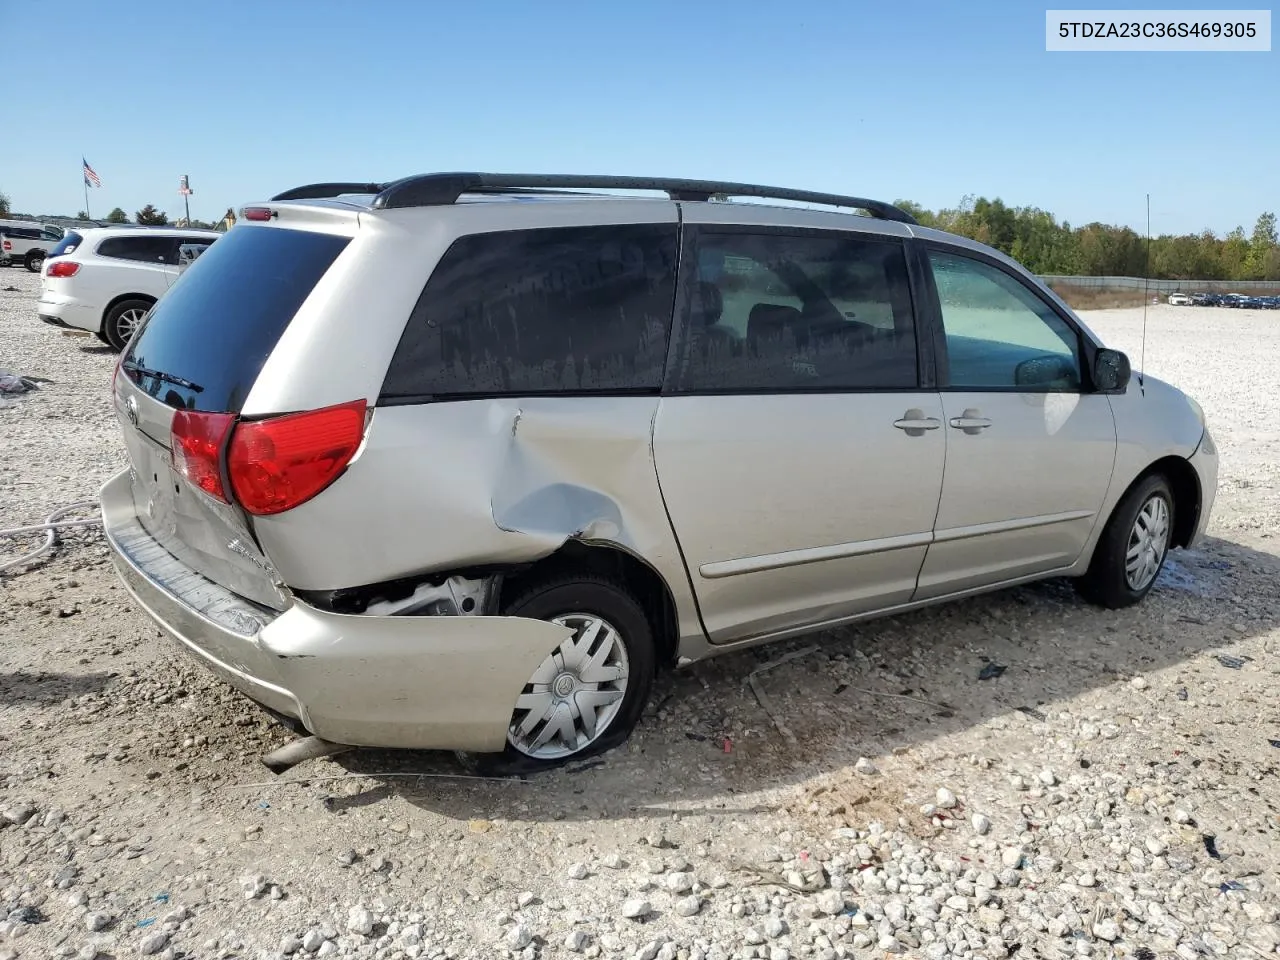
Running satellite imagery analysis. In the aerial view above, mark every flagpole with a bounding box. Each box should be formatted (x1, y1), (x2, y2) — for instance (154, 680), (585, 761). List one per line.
(84, 176), (90, 221)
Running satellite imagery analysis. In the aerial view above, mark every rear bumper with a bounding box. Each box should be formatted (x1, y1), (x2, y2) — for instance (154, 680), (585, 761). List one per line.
(100, 469), (571, 751)
(37, 292), (97, 332)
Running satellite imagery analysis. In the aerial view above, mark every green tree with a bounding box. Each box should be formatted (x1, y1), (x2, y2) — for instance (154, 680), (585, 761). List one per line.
(76, 210), (89, 220)
(135, 204), (169, 226)
(1244, 212), (1277, 279)
(0, 190), (10, 216)
(1221, 227), (1250, 280)
(106, 207), (129, 224)
(892, 200), (936, 227)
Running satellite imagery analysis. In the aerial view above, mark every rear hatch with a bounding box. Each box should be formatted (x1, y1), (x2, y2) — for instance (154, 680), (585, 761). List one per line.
(112, 222), (352, 609)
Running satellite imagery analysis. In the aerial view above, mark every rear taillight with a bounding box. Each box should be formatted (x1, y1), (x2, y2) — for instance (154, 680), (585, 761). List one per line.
(227, 400), (367, 516)
(46, 261), (80, 278)
(1, 240), (10, 251)
(171, 410), (235, 501)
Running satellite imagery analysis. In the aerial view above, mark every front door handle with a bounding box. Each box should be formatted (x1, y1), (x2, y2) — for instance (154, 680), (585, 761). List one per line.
(949, 408), (992, 434)
(893, 408), (942, 437)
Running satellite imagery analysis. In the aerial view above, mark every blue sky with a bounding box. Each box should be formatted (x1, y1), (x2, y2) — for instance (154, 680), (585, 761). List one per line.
(4, 1), (1275, 235)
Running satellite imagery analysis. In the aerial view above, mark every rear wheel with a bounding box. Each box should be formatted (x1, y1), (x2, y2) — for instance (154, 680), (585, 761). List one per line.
(1076, 474), (1174, 609)
(103, 299), (152, 352)
(459, 575), (655, 775)
(24, 251), (44, 273)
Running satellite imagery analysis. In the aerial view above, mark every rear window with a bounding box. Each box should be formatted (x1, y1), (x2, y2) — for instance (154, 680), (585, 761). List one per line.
(123, 226), (350, 412)
(48, 231), (83, 257)
(380, 224), (678, 401)
(98, 235), (177, 264)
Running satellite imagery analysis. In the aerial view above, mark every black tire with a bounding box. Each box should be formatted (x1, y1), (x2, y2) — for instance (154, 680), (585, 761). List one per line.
(25, 251), (44, 273)
(1075, 473), (1175, 609)
(102, 299), (153, 352)
(458, 575), (656, 775)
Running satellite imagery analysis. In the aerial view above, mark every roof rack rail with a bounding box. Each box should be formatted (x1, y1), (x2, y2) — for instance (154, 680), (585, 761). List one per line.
(266, 174), (918, 224)
(270, 182), (386, 202)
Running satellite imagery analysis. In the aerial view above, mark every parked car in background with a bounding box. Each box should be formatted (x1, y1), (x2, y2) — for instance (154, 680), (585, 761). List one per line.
(37, 227), (221, 349)
(0, 219), (65, 272)
(98, 173), (1218, 771)
(1167, 292), (1192, 305)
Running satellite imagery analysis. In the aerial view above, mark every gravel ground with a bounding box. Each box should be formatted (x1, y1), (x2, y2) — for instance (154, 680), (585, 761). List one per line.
(2, 268), (1278, 960)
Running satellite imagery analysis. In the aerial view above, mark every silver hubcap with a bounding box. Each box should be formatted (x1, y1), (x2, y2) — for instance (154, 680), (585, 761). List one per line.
(507, 612), (629, 760)
(116, 308), (147, 342)
(1126, 494), (1170, 591)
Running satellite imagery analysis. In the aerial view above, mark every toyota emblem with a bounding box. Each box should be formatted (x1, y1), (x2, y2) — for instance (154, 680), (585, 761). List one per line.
(125, 396), (139, 427)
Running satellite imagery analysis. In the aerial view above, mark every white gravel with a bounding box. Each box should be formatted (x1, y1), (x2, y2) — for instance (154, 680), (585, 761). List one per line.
(2, 271), (1278, 960)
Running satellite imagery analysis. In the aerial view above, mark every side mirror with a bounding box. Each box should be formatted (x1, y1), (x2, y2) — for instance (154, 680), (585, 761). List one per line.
(1093, 348), (1131, 392)
(1015, 354), (1078, 388)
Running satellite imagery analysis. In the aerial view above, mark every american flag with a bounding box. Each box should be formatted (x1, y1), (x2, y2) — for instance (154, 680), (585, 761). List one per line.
(83, 158), (102, 188)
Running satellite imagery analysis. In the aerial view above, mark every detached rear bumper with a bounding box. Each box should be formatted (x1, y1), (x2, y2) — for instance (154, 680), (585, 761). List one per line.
(100, 469), (570, 750)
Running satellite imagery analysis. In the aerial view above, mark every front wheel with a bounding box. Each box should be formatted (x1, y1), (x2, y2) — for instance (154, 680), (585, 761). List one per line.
(25, 251), (45, 273)
(1076, 474), (1174, 609)
(460, 576), (655, 774)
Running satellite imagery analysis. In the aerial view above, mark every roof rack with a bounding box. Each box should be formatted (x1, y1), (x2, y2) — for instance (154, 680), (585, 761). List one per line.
(268, 173), (918, 224)
(270, 182), (386, 202)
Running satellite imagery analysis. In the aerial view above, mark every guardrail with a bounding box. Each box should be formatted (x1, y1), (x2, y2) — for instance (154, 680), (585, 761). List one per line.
(1039, 275), (1280, 294)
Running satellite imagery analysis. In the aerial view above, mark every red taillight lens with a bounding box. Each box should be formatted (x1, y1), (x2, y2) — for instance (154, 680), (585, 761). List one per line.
(241, 207), (275, 222)
(228, 400), (367, 516)
(1, 240), (10, 251)
(46, 261), (80, 278)
(171, 410), (235, 501)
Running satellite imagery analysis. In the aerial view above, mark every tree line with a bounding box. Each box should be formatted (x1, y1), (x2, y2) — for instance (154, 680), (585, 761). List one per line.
(70, 205), (215, 229)
(893, 196), (1280, 281)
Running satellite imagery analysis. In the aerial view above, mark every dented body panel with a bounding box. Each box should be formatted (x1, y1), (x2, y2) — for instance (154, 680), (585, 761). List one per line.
(250, 397), (706, 647)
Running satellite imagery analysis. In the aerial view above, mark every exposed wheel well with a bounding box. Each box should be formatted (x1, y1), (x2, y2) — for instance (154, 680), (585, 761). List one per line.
(101, 293), (156, 332)
(498, 542), (680, 666)
(1125, 455), (1201, 549)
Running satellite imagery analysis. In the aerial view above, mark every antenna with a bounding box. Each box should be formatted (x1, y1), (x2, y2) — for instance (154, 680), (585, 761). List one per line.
(1139, 192), (1150, 392)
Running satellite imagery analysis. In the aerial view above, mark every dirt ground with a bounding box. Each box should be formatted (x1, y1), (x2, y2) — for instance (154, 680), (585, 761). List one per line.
(2, 270), (1277, 960)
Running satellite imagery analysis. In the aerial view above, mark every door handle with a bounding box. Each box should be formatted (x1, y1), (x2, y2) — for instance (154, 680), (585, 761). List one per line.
(893, 408), (942, 436)
(949, 408), (992, 434)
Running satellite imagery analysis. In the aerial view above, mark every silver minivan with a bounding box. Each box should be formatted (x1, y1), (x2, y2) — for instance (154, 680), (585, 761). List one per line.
(101, 174), (1218, 771)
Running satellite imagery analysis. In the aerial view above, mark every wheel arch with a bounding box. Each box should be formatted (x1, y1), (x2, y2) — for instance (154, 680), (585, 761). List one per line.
(101, 293), (157, 332)
(497, 540), (680, 667)
(1117, 454), (1202, 549)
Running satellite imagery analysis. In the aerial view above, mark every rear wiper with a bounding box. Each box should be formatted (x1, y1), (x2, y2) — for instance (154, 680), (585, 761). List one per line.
(121, 361), (204, 393)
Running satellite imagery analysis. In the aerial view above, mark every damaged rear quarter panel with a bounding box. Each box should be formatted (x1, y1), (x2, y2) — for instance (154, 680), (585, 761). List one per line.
(250, 397), (703, 643)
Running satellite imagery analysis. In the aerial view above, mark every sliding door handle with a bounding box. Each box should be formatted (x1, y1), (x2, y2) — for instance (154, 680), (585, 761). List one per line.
(893, 408), (942, 436)
(949, 408), (992, 434)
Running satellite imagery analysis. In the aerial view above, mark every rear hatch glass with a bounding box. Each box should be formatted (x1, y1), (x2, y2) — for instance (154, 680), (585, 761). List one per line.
(122, 225), (350, 412)
(113, 224), (350, 610)
(47, 231), (83, 257)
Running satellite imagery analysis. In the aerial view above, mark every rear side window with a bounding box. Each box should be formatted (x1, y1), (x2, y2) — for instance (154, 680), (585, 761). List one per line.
(673, 230), (918, 392)
(123, 226), (349, 412)
(97, 235), (177, 264)
(48, 231), (82, 257)
(381, 224), (678, 400)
